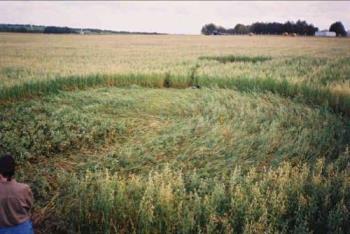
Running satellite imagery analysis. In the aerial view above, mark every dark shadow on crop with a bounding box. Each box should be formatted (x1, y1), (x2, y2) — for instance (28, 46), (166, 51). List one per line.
(188, 64), (200, 88)
(163, 73), (172, 88)
(199, 55), (272, 64)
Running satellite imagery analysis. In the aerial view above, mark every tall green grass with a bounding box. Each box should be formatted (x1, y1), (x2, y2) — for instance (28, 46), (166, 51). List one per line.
(2, 73), (350, 116)
(0, 73), (190, 101)
(199, 75), (350, 116)
(0, 74), (159, 101)
(308, 57), (350, 85)
(56, 154), (349, 234)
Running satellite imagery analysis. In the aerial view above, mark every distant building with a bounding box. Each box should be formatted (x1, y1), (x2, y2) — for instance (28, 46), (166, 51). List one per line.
(348, 30), (350, 37)
(315, 30), (336, 37)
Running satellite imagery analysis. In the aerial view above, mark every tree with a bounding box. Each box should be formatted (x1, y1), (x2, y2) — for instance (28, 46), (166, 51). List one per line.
(234, 24), (249, 34)
(43, 26), (77, 34)
(201, 20), (318, 36)
(201, 23), (218, 35)
(329, 21), (347, 37)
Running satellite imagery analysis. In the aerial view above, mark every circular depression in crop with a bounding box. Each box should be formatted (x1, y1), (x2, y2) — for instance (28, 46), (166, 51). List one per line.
(1, 87), (346, 175)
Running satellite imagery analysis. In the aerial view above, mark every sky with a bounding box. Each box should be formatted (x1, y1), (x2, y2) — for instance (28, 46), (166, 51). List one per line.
(0, 1), (349, 34)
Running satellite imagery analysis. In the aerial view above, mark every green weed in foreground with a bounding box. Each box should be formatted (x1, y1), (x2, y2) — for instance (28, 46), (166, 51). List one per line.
(56, 154), (349, 234)
(199, 55), (272, 64)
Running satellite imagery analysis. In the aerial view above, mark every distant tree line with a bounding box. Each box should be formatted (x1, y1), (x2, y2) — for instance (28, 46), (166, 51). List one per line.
(0, 24), (165, 35)
(201, 20), (319, 36)
(43, 26), (76, 34)
(0, 24), (45, 33)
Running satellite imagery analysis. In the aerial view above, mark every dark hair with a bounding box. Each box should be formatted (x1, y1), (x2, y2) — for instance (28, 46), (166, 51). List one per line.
(0, 154), (15, 181)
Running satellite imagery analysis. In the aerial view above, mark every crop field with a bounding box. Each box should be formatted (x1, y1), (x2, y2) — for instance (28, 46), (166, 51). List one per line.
(0, 33), (350, 233)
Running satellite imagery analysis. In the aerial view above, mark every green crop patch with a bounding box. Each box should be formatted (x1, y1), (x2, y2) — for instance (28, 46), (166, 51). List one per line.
(199, 55), (272, 64)
(1, 66), (31, 80)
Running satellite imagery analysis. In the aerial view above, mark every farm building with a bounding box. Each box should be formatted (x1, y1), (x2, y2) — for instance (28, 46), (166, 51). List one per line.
(315, 30), (336, 37)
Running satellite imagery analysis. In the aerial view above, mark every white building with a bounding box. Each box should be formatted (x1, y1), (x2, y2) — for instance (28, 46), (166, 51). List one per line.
(315, 30), (336, 37)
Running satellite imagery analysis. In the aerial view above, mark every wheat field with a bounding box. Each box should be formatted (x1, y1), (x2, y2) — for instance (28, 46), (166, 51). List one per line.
(0, 33), (349, 233)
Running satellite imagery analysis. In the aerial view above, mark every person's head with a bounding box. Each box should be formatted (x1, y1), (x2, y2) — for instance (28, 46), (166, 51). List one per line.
(0, 154), (15, 181)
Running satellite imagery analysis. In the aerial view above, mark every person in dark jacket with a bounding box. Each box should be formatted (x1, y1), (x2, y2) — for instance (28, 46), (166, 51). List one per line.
(0, 154), (34, 234)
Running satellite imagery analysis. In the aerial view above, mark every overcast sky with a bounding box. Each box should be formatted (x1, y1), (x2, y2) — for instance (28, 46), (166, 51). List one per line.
(0, 1), (349, 34)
